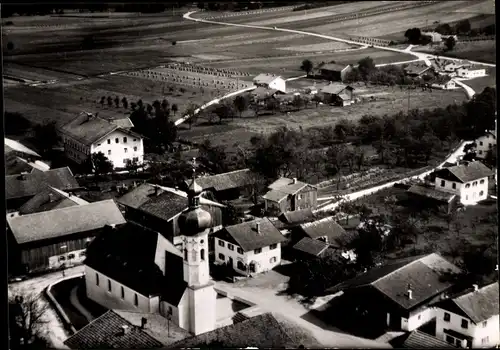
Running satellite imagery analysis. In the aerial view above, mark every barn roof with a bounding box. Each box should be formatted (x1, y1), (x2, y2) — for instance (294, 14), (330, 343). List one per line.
(299, 216), (346, 246)
(18, 186), (88, 215)
(7, 199), (126, 244)
(214, 218), (285, 252)
(402, 330), (456, 348)
(5, 167), (80, 200)
(253, 73), (282, 85)
(5, 154), (36, 175)
(319, 63), (350, 72)
(293, 237), (330, 257)
(320, 83), (353, 95)
(268, 177), (313, 195)
(435, 161), (493, 183)
(184, 169), (255, 192)
(326, 253), (461, 310)
(279, 208), (316, 225)
(407, 184), (456, 203)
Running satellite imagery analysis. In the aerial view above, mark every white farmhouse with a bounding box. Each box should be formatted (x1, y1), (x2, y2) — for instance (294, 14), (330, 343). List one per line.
(475, 129), (496, 159)
(456, 66), (486, 79)
(431, 77), (456, 90)
(213, 218), (286, 276)
(59, 113), (144, 169)
(434, 161), (494, 205)
(253, 73), (286, 93)
(434, 282), (499, 348)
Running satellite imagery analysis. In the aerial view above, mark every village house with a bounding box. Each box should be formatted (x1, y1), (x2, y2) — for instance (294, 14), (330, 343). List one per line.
(6, 199), (126, 274)
(292, 237), (335, 260)
(317, 63), (353, 82)
(182, 168), (257, 202)
(5, 166), (80, 210)
(213, 218), (286, 276)
(407, 184), (458, 214)
(325, 253), (461, 332)
(117, 183), (224, 249)
(431, 76), (456, 90)
(263, 177), (318, 216)
(85, 178), (218, 336)
(396, 330), (456, 348)
(433, 161), (494, 205)
(295, 216), (347, 246)
(474, 128), (496, 159)
(404, 63), (433, 78)
(17, 186), (89, 216)
(319, 83), (355, 106)
(250, 87), (280, 104)
(434, 282), (499, 348)
(252, 73), (286, 93)
(270, 208), (317, 233)
(456, 66), (486, 79)
(59, 112), (144, 169)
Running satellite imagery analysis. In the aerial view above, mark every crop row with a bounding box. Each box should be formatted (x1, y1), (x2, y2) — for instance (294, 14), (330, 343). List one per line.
(202, 6), (299, 20)
(163, 63), (252, 77)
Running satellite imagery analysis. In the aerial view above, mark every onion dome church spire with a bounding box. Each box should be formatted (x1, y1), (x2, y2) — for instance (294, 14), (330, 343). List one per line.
(178, 158), (212, 235)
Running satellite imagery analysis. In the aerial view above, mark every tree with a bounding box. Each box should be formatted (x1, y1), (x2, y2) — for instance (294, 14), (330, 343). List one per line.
(266, 98), (280, 115)
(233, 94), (249, 118)
(404, 27), (422, 45)
(215, 102), (235, 122)
(34, 121), (60, 154)
(125, 158), (140, 174)
(91, 152), (113, 175)
(300, 59), (314, 76)
(444, 36), (456, 51)
(161, 99), (169, 112)
(171, 104), (178, 116)
(146, 104), (153, 116)
(312, 94), (322, 107)
(137, 99), (144, 109)
(334, 118), (356, 141)
(435, 23), (453, 35)
(114, 96), (120, 108)
(222, 202), (240, 225)
(198, 139), (229, 173)
(9, 293), (50, 349)
(184, 104), (199, 130)
(107, 96), (113, 107)
(455, 19), (471, 34)
(121, 97), (128, 109)
(357, 57), (376, 81)
(100, 96), (105, 107)
(179, 87), (186, 94)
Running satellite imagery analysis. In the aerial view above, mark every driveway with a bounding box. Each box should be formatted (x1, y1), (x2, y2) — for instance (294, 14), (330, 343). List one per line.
(8, 266), (85, 349)
(214, 267), (391, 348)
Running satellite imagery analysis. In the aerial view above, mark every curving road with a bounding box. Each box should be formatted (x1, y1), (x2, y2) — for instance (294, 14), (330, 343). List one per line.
(183, 11), (496, 68)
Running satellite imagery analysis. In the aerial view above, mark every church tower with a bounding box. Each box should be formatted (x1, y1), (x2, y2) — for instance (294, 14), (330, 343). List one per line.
(178, 159), (216, 335)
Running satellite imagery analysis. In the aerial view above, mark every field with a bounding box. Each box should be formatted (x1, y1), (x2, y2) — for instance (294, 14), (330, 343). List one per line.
(464, 67), (496, 93)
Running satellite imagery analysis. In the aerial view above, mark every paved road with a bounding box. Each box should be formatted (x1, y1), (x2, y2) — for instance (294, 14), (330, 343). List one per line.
(183, 11), (496, 68)
(453, 79), (476, 99)
(215, 279), (390, 348)
(8, 266), (85, 349)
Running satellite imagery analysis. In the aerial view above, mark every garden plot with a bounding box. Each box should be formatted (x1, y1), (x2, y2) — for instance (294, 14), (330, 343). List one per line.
(277, 41), (359, 53)
(121, 64), (253, 93)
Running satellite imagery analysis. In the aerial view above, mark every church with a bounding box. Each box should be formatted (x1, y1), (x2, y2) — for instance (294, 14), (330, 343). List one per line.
(84, 171), (217, 335)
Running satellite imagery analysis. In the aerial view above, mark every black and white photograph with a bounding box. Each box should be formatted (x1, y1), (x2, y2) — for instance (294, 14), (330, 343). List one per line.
(3, 1), (497, 348)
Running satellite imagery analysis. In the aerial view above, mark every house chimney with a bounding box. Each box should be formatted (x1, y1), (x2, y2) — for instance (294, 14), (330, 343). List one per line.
(120, 325), (129, 336)
(140, 317), (147, 329)
(473, 284), (479, 292)
(407, 284), (413, 299)
(256, 222), (261, 235)
(292, 178), (297, 184)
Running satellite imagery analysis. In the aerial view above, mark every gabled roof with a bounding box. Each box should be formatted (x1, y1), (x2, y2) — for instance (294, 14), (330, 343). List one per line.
(18, 186), (88, 215)
(60, 113), (142, 146)
(435, 161), (494, 183)
(319, 63), (350, 72)
(4, 138), (41, 157)
(407, 184), (456, 203)
(253, 73), (283, 85)
(404, 63), (432, 76)
(5, 154), (36, 175)
(7, 199), (126, 245)
(251, 86), (279, 98)
(268, 177), (313, 195)
(441, 282), (499, 324)
(5, 167), (80, 200)
(169, 313), (298, 348)
(117, 183), (223, 223)
(326, 253), (461, 310)
(109, 117), (134, 129)
(279, 208), (316, 225)
(299, 216), (346, 246)
(85, 222), (186, 304)
(262, 189), (289, 202)
(214, 218), (285, 252)
(402, 330), (456, 348)
(320, 83), (353, 95)
(293, 237), (330, 256)
(184, 169), (255, 192)
(64, 310), (164, 349)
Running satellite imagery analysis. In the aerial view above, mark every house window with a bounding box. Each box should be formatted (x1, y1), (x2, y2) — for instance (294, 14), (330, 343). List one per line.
(59, 256), (66, 262)
(133, 138), (137, 141)
(452, 183), (456, 189)
(107, 139), (111, 144)
(482, 337), (489, 344)
(237, 247), (244, 254)
(108, 150), (111, 155)
(133, 157), (139, 162)
(108, 280), (112, 292)
(218, 240), (225, 247)
(68, 253), (75, 259)
(480, 179), (485, 184)
(465, 183), (470, 188)
(218, 253), (225, 261)
(123, 158), (129, 164)
(184, 249), (188, 261)
(123, 137), (127, 143)
(444, 312), (450, 322)
(479, 190), (484, 196)
(97, 143), (101, 146)
(134, 294), (138, 306)
(479, 150), (483, 154)
(473, 181), (477, 186)
(270, 244), (277, 250)
(115, 138), (119, 143)
(237, 261), (245, 271)
(461, 319), (468, 329)
(254, 248), (262, 254)
(124, 148), (128, 153)
(482, 321), (487, 328)
(121, 286), (125, 299)
(228, 244), (234, 251)
(270, 257), (277, 263)
(96, 273), (100, 286)
(441, 180), (445, 187)
(134, 147), (138, 152)
(445, 336), (454, 344)
(480, 141), (483, 146)
(201, 249), (205, 261)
